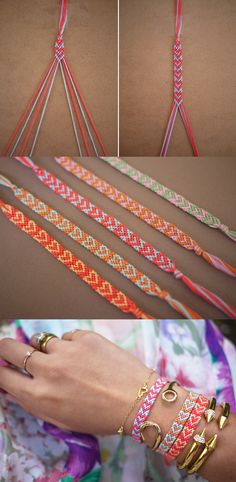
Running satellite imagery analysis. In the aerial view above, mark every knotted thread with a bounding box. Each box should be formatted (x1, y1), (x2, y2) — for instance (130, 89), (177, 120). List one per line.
(2, 0), (106, 157)
(102, 158), (236, 243)
(0, 173), (201, 319)
(56, 157), (236, 278)
(13, 157), (236, 319)
(160, 0), (199, 156)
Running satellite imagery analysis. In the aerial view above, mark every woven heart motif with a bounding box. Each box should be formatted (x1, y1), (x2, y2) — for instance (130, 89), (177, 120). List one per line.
(178, 410), (190, 422)
(165, 433), (176, 445)
(172, 421), (183, 434)
(184, 398), (197, 410)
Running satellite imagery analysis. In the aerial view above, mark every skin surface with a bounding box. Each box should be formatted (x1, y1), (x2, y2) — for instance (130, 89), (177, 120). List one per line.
(0, 330), (235, 482)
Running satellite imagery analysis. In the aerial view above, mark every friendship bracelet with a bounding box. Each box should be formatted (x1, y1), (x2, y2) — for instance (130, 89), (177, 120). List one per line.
(160, 0), (199, 156)
(3, 1), (106, 157)
(0, 199), (151, 320)
(166, 394), (209, 460)
(131, 378), (168, 443)
(157, 392), (199, 455)
(13, 157), (236, 319)
(117, 369), (156, 435)
(0, 174), (200, 319)
(101, 157), (236, 243)
(56, 157), (236, 278)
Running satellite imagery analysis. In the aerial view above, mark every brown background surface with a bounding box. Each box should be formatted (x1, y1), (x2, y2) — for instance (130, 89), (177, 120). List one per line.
(120, 0), (236, 156)
(0, 157), (235, 319)
(0, 0), (118, 156)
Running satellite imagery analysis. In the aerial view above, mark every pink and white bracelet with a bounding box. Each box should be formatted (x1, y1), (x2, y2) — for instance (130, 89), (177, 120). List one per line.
(131, 378), (168, 443)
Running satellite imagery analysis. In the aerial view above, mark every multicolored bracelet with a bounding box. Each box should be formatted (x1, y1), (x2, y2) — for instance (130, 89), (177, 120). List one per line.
(166, 394), (209, 460)
(131, 378), (168, 443)
(157, 392), (199, 455)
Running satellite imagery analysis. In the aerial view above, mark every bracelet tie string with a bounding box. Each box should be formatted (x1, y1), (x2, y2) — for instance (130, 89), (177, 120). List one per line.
(13, 157), (236, 319)
(0, 198), (150, 320)
(102, 158), (236, 243)
(160, 0), (199, 156)
(56, 157), (236, 278)
(2, 0), (106, 157)
(0, 174), (201, 319)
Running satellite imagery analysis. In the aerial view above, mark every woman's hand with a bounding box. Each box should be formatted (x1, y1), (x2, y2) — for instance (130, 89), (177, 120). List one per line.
(0, 330), (151, 435)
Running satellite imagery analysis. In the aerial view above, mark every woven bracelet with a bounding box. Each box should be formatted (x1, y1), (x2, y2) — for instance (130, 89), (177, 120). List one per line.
(131, 378), (168, 443)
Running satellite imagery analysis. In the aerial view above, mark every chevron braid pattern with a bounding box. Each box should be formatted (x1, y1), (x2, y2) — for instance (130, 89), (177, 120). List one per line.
(0, 199), (151, 319)
(0, 181), (199, 320)
(167, 394), (209, 460)
(131, 378), (168, 443)
(157, 392), (199, 455)
(56, 158), (236, 278)
(54, 34), (65, 62)
(102, 158), (236, 242)
(173, 40), (183, 105)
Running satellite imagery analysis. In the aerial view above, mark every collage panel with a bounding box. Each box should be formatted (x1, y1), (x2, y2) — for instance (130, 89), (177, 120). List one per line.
(0, 0), (236, 481)
(0, 0), (118, 156)
(0, 157), (235, 320)
(0, 318), (235, 481)
(120, 0), (236, 156)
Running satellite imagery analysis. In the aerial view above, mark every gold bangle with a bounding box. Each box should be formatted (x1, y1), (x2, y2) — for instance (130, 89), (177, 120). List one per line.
(204, 397), (217, 424)
(218, 402), (230, 430)
(117, 369), (156, 435)
(161, 381), (178, 403)
(177, 428), (206, 470)
(187, 434), (218, 474)
(140, 420), (162, 450)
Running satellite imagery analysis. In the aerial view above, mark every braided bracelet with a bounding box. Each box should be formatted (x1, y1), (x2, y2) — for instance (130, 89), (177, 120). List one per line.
(101, 157), (236, 243)
(0, 174), (200, 320)
(0, 199), (150, 319)
(131, 378), (168, 443)
(3, 1), (106, 157)
(160, 0), (199, 157)
(56, 156), (236, 278)
(157, 392), (199, 455)
(166, 394), (209, 460)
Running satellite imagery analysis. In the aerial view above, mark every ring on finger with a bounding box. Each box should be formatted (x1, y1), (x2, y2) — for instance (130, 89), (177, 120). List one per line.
(31, 332), (58, 353)
(23, 349), (38, 377)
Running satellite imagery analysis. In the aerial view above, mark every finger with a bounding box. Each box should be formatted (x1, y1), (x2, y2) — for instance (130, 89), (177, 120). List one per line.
(0, 366), (33, 399)
(0, 337), (44, 375)
(62, 329), (89, 341)
(30, 333), (67, 354)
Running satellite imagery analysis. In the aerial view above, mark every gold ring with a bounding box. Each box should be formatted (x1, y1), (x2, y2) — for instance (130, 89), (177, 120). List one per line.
(162, 381), (178, 402)
(23, 349), (37, 376)
(32, 332), (58, 353)
(140, 420), (162, 450)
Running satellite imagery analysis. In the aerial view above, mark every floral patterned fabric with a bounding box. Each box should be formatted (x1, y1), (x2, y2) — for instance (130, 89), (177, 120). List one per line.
(0, 319), (235, 482)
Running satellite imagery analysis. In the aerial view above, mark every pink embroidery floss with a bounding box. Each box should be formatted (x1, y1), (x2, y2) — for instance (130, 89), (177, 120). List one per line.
(3, 0), (107, 157)
(161, 0), (199, 156)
